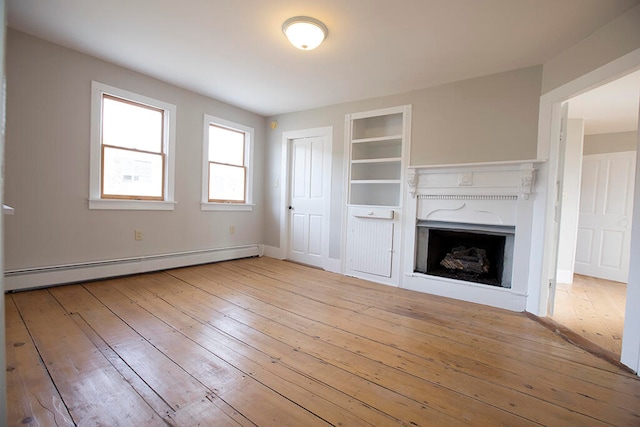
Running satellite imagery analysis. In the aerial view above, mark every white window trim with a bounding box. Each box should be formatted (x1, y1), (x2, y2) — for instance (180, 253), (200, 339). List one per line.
(201, 114), (254, 211)
(89, 81), (177, 210)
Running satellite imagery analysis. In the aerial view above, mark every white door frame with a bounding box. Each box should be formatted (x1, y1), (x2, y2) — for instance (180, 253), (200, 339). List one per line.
(531, 47), (640, 372)
(0, 0), (7, 416)
(279, 127), (333, 269)
(627, 130), (640, 373)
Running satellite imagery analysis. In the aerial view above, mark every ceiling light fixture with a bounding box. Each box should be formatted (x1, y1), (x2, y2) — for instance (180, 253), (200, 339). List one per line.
(282, 16), (328, 50)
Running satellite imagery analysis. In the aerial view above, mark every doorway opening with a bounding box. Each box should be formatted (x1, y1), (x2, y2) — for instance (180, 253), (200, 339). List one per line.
(550, 70), (640, 357)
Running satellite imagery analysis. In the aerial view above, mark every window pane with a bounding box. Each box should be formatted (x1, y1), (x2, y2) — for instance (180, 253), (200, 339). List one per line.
(209, 125), (244, 165)
(209, 163), (245, 202)
(103, 146), (163, 198)
(103, 96), (163, 153)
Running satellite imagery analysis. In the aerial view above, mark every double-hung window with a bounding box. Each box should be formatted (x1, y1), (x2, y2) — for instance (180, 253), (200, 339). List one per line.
(202, 115), (253, 211)
(89, 81), (176, 210)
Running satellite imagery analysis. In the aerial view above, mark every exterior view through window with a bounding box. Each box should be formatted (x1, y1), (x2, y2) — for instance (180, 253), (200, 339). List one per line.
(101, 95), (165, 199)
(208, 124), (246, 203)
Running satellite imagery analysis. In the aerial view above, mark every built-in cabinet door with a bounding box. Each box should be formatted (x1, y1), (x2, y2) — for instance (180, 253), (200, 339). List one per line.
(348, 216), (394, 277)
(575, 151), (636, 282)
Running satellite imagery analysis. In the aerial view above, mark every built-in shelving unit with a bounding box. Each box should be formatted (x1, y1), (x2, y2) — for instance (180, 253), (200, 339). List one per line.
(348, 113), (406, 207)
(343, 105), (411, 287)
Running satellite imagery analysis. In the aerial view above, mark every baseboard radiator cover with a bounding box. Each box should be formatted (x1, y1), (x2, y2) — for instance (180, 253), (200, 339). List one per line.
(4, 244), (261, 291)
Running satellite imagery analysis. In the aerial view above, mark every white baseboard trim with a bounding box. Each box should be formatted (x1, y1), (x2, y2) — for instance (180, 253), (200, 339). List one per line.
(402, 272), (527, 312)
(4, 245), (260, 291)
(324, 257), (342, 274)
(260, 246), (341, 275)
(556, 269), (574, 284)
(262, 245), (285, 259)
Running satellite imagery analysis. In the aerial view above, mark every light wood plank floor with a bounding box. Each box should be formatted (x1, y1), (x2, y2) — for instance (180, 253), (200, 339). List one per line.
(6, 257), (640, 426)
(552, 274), (626, 356)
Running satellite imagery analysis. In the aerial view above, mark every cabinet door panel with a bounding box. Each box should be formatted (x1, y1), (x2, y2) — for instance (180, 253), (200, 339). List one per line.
(348, 217), (394, 278)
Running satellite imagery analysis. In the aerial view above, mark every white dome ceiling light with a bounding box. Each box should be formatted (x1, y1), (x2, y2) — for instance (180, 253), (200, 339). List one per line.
(282, 16), (328, 51)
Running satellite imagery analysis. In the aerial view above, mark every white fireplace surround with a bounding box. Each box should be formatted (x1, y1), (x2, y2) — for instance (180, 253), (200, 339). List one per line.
(402, 160), (542, 311)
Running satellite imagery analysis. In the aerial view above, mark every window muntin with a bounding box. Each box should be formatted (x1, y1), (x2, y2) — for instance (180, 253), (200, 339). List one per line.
(102, 146), (164, 198)
(89, 81), (177, 210)
(208, 162), (246, 202)
(101, 95), (165, 200)
(206, 123), (249, 204)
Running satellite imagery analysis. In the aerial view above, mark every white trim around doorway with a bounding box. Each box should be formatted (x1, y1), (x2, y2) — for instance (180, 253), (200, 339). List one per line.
(531, 47), (640, 373)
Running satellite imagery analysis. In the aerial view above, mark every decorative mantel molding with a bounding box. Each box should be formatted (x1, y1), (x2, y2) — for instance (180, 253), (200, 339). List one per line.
(519, 165), (535, 200)
(417, 194), (518, 201)
(458, 172), (473, 187)
(407, 170), (417, 198)
(407, 159), (543, 200)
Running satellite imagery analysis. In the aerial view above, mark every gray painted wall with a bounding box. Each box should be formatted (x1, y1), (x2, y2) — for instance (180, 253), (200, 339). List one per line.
(583, 131), (638, 155)
(5, 29), (266, 270)
(4, 28), (544, 271)
(264, 65), (543, 259)
(542, 4), (640, 94)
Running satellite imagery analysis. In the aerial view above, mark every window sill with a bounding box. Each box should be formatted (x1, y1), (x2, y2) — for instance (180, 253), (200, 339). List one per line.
(201, 202), (254, 212)
(89, 199), (176, 211)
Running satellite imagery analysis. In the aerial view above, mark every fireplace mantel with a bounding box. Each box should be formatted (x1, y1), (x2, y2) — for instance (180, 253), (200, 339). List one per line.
(401, 159), (545, 311)
(408, 158), (542, 170)
(407, 160), (543, 200)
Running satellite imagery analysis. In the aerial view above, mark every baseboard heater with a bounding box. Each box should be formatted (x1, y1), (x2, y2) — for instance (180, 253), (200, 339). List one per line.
(4, 244), (261, 292)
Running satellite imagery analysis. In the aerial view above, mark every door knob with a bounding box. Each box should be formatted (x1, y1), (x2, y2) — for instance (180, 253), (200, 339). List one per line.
(288, 206), (294, 210)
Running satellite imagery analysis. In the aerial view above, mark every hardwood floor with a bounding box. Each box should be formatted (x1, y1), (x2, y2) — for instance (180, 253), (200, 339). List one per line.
(552, 274), (626, 355)
(6, 257), (640, 426)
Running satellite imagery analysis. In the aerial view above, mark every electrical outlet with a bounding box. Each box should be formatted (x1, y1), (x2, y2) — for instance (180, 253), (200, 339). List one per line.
(134, 230), (143, 241)
(229, 225), (235, 235)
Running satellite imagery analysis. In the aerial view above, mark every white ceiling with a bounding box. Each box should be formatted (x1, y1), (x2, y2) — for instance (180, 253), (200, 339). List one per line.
(7, 0), (640, 117)
(568, 70), (640, 135)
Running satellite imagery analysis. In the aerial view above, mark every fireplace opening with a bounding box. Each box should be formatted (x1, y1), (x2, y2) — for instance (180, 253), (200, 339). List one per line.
(415, 222), (514, 288)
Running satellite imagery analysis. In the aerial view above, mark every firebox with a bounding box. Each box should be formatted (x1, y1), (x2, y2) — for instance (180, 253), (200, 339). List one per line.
(415, 221), (515, 288)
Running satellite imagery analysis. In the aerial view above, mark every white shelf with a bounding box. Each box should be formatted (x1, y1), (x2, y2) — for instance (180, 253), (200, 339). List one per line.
(352, 135), (403, 144)
(351, 157), (401, 164)
(351, 180), (401, 184)
(352, 139), (402, 161)
(348, 203), (401, 209)
(347, 108), (408, 208)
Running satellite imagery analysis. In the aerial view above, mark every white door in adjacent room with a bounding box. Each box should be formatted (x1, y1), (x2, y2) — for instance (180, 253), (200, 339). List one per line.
(575, 151), (636, 282)
(287, 135), (330, 268)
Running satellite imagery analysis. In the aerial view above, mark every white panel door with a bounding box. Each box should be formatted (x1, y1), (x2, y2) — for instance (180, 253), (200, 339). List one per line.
(575, 151), (636, 282)
(288, 136), (328, 267)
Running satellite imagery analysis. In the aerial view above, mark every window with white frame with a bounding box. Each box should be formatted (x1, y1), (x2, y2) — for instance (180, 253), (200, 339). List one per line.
(89, 81), (176, 210)
(202, 115), (253, 211)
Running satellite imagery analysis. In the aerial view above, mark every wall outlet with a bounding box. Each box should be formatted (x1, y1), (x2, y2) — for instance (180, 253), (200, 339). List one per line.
(229, 225), (235, 235)
(134, 230), (143, 241)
